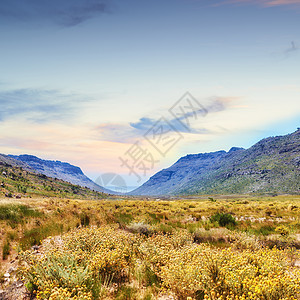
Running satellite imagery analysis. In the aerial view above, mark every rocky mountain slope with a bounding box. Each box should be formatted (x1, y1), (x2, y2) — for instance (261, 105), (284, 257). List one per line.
(9, 154), (112, 194)
(130, 129), (300, 196)
(0, 154), (107, 199)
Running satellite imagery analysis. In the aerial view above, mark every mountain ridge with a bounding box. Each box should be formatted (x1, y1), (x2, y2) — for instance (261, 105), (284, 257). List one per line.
(130, 129), (300, 196)
(0, 154), (107, 199)
(8, 154), (113, 194)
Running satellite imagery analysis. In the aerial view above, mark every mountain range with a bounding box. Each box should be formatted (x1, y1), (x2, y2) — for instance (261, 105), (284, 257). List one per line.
(1, 129), (299, 197)
(130, 129), (300, 196)
(8, 154), (112, 194)
(0, 154), (108, 199)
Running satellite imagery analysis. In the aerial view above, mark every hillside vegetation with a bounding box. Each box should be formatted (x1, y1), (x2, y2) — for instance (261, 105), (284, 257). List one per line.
(9, 154), (112, 193)
(0, 154), (107, 200)
(1, 195), (300, 299)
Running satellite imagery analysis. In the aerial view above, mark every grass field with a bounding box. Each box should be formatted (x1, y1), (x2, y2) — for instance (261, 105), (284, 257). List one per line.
(1, 195), (300, 299)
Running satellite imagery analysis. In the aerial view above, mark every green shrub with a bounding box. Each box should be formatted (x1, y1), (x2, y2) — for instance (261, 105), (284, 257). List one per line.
(20, 223), (64, 249)
(210, 213), (236, 227)
(116, 213), (133, 225)
(80, 213), (90, 227)
(0, 204), (41, 223)
(2, 239), (10, 260)
(17, 184), (27, 193)
(255, 225), (275, 236)
(116, 286), (137, 300)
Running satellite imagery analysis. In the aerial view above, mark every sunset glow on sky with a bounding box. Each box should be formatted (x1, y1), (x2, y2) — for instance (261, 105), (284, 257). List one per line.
(1, 0), (299, 187)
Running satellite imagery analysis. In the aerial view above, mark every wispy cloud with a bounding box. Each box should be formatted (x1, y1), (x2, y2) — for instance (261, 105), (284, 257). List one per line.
(285, 41), (298, 55)
(95, 96), (234, 143)
(0, 88), (89, 123)
(214, 0), (300, 7)
(94, 123), (139, 144)
(0, 0), (111, 27)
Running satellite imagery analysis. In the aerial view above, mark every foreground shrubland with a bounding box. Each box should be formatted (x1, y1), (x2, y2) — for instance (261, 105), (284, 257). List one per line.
(2, 195), (300, 262)
(19, 225), (300, 300)
(1, 195), (300, 299)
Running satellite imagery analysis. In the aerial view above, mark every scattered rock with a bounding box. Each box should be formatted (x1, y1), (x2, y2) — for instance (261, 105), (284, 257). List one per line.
(7, 267), (15, 274)
(0, 280), (28, 300)
(183, 216), (197, 223)
(15, 282), (23, 289)
(31, 245), (40, 251)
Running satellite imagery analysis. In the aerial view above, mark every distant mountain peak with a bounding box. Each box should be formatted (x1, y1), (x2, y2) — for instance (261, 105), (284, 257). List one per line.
(10, 154), (84, 176)
(229, 147), (244, 153)
(9, 154), (113, 194)
(130, 129), (300, 196)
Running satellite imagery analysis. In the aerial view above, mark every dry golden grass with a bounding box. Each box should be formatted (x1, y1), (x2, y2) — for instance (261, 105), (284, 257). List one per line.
(1, 194), (300, 299)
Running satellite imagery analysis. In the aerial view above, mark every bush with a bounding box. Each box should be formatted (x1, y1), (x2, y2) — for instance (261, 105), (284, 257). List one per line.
(0, 204), (41, 222)
(116, 286), (137, 300)
(210, 213), (236, 227)
(20, 226), (140, 299)
(127, 222), (152, 236)
(275, 225), (289, 237)
(80, 213), (90, 227)
(2, 239), (10, 260)
(208, 197), (216, 202)
(19, 225), (300, 300)
(160, 244), (300, 300)
(17, 184), (27, 193)
(255, 225), (275, 236)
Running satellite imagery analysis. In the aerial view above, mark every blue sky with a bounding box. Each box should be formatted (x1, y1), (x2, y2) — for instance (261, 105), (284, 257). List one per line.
(0, 0), (299, 189)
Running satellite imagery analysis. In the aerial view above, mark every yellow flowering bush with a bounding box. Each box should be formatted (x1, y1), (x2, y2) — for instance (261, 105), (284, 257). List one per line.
(19, 226), (141, 299)
(18, 225), (300, 300)
(49, 287), (92, 300)
(159, 244), (300, 299)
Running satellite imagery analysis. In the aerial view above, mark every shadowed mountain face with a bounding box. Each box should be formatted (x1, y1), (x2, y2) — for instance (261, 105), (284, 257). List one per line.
(130, 129), (300, 196)
(8, 154), (112, 194)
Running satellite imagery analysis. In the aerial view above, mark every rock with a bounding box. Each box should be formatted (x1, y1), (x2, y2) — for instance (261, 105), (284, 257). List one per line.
(7, 267), (16, 274)
(15, 282), (23, 289)
(31, 245), (40, 251)
(0, 280), (28, 300)
(0, 290), (8, 300)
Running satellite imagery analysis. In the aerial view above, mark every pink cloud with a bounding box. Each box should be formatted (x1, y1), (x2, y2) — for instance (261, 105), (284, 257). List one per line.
(264, 0), (300, 5)
(219, 0), (300, 7)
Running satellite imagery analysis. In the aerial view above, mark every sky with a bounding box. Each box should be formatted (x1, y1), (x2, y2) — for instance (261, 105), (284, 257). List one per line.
(0, 0), (299, 190)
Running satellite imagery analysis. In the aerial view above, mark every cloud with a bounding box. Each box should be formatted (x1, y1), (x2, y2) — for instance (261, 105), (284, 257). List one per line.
(204, 96), (234, 113)
(285, 41), (298, 55)
(214, 0), (300, 7)
(263, 0), (300, 6)
(131, 97), (232, 132)
(0, 88), (89, 123)
(95, 96), (234, 143)
(94, 123), (139, 144)
(130, 117), (157, 131)
(130, 117), (208, 135)
(0, 0), (111, 27)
